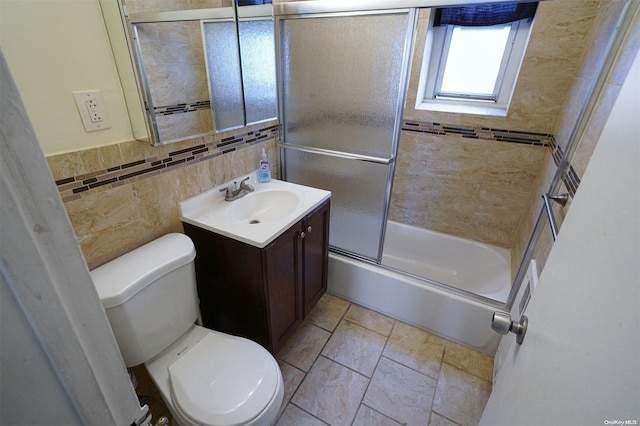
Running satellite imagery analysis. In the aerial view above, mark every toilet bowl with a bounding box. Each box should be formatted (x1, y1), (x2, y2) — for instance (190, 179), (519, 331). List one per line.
(90, 233), (283, 425)
(146, 325), (283, 426)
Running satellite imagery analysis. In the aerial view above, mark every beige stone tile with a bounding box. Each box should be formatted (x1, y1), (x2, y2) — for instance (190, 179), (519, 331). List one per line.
(277, 322), (330, 372)
(307, 293), (350, 332)
(430, 412), (462, 426)
(132, 167), (197, 239)
(352, 405), (402, 426)
(292, 356), (368, 426)
(321, 320), (386, 377)
(276, 360), (305, 419)
(276, 404), (328, 426)
(64, 184), (154, 269)
(481, 143), (548, 194)
(432, 364), (491, 426)
(118, 139), (148, 164)
(46, 152), (81, 181)
(382, 320), (445, 379)
(344, 304), (395, 337)
(71, 144), (122, 176)
(363, 357), (436, 426)
(443, 342), (494, 383)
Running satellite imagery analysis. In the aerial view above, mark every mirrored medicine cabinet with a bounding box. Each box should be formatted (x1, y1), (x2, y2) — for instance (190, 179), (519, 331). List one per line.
(99, 0), (277, 146)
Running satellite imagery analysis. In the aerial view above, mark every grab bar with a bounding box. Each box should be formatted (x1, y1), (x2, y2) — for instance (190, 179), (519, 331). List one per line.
(542, 192), (570, 240)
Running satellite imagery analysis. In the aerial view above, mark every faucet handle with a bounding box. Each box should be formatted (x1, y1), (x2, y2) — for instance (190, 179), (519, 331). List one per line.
(239, 176), (254, 192)
(219, 181), (239, 194)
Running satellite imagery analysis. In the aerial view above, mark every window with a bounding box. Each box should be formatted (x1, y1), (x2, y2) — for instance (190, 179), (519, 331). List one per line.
(416, 3), (537, 116)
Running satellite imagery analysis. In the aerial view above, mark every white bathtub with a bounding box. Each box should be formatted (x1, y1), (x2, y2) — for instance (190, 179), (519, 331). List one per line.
(382, 221), (511, 303)
(327, 221), (512, 356)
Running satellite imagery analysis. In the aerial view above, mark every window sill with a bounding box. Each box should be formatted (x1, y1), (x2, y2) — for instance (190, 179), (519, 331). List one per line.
(415, 100), (508, 117)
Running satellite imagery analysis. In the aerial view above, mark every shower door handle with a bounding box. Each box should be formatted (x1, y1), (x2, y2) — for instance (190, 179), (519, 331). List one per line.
(278, 143), (394, 165)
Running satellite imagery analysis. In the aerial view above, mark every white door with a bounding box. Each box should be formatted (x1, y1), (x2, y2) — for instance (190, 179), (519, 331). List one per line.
(480, 52), (640, 425)
(1, 53), (147, 425)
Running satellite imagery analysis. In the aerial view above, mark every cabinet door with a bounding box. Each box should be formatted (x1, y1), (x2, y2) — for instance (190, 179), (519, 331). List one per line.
(303, 200), (330, 316)
(263, 221), (303, 354)
(183, 223), (269, 347)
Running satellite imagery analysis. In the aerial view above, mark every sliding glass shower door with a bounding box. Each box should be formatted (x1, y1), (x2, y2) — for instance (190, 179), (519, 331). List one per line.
(277, 8), (414, 261)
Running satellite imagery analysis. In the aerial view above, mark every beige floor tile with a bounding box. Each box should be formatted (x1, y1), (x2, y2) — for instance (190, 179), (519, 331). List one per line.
(307, 293), (351, 332)
(363, 357), (436, 426)
(382, 321), (446, 379)
(432, 364), (491, 426)
(352, 405), (403, 426)
(278, 322), (331, 372)
(430, 412), (462, 426)
(292, 356), (369, 426)
(276, 404), (328, 426)
(277, 360), (305, 418)
(443, 341), (494, 382)
(344, 304), (395, 336)
(321, 320), (387, 377)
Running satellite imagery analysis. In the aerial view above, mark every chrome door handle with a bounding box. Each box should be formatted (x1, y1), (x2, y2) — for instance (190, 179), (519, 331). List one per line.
(491, 312), (528, 344)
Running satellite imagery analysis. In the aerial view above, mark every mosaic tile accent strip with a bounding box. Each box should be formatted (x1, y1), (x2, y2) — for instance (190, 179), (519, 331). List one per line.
(402, 120), (554, 147)
(153, 100), (211, 116)
(55, 124), (278, 202)
(548, 136), (581, 197)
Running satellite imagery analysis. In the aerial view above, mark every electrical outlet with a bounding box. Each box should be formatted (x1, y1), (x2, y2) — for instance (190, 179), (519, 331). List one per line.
(73, 90), (111, 132)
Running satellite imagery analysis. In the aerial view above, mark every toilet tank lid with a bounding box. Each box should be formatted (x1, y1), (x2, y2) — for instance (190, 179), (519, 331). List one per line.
(90, 233), (196, 309)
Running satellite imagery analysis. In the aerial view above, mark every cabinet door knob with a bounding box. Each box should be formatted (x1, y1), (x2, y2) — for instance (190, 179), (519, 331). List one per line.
(307, 226), (313, 233)
(300, 232), (306, 239)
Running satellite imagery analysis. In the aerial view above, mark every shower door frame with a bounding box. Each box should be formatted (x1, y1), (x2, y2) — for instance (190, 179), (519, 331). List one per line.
(274, 0), (635, 314)
(275, 6), (417, 263)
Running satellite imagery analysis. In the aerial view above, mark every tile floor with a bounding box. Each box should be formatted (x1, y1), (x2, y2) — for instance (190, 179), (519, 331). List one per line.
(275, 293), (494, 426)
(133, 292), (494, 426)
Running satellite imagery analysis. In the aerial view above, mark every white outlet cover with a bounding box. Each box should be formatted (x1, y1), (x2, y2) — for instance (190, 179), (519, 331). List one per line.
(73, 90), (111, 132)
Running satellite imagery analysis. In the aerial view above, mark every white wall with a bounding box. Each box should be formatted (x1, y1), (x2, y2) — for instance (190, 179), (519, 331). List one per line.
(480, 49), (640, 425)
(0, 0), (133, 155)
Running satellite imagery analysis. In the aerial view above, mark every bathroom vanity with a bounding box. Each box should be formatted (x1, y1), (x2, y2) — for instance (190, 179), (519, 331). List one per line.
(179, 177), (331, 354)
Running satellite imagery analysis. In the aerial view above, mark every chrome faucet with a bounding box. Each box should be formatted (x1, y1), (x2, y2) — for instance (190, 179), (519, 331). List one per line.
(219, 177), (254, 201)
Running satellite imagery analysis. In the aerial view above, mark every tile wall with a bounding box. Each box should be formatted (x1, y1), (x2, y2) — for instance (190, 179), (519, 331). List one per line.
(47, 121), (278, 269)
(513, 0), (638, 277)
(390, 122), (552, 248)
(397, 1), (620, 279)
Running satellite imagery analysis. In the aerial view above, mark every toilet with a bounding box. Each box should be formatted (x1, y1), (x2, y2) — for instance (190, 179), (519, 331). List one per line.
(90, 233), (284, 426)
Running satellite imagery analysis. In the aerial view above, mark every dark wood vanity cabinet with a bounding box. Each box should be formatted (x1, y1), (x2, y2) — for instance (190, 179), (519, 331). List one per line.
(183, 199), (329, 355)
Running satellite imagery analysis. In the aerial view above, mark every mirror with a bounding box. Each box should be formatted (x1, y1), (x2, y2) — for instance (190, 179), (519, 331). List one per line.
(99, 0), (276, 146)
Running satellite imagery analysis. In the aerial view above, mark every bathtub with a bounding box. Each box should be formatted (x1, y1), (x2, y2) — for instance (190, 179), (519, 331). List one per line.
(382, 221), (511, 302)
(327, 221), (512, 356)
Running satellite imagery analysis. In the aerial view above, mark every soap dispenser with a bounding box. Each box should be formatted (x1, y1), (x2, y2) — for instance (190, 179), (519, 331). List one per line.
(257, 147), (271, 183)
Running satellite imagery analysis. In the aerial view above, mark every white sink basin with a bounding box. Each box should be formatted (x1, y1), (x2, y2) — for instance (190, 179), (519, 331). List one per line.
(179, 176), (330, 248)
(227, 189), (303, 224)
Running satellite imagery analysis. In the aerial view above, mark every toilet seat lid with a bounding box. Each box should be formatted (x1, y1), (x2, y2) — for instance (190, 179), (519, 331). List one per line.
(168, 332), (278, 426)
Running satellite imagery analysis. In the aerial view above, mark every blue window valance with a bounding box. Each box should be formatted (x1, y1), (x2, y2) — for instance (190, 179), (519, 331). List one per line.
(434, 2), (538, 27)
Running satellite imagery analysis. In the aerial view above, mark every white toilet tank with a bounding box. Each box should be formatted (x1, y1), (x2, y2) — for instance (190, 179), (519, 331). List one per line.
(90, 233), (199, 367)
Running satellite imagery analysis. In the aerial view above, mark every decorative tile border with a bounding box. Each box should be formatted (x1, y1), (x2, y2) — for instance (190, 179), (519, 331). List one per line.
(402, 119), (554, 147)
(55, 124), (278, 203)
(153, 100), (211, 116)
(548, 136), (581, 197)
